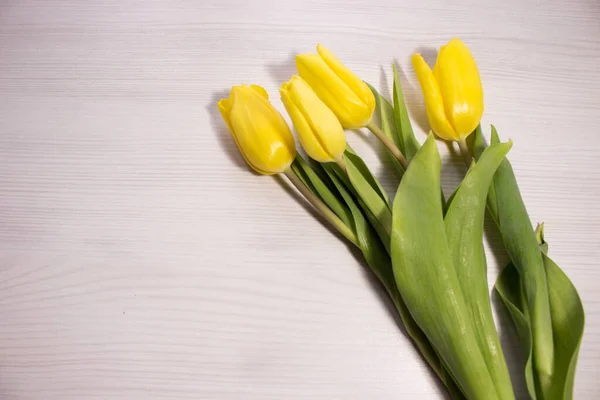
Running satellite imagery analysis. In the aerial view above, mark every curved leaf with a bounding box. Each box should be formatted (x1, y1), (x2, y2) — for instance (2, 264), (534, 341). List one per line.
(323, 164), (465, 400)
(540, 251), (585, 400)
(495, 262), (537, 400)
(536, 228), (585, 400)
(444, 142), (515, 400)
(391, 134), (499, 400)
(473, 126), (554, 376)
(496, 226), (585, 400)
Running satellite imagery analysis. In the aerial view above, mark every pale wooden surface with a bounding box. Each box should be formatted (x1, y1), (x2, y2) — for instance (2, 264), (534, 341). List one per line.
(1, 0), (599, 399)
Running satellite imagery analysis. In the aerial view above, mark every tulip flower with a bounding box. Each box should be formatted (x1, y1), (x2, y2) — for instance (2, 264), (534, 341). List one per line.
(218, 84), (358, 246)
(218, 84), (296, 174)
(296, 44), (375, 129)
(280, 75), (347, 163)
(412, 38), (484, 143)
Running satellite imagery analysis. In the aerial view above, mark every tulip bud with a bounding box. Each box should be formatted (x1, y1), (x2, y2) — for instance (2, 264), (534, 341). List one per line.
(412, 38), (484, 142)
(280, 76), (346, 163)
(296, 44), (375, 129)
(218, 85), (296, 174)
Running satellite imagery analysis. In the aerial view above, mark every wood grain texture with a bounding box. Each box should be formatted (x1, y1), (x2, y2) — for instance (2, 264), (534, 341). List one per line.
(1, 0), (599, 398)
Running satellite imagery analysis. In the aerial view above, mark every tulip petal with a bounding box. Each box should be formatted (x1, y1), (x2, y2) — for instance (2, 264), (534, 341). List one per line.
(280, 83), (331, 163)
(296, 53), (370, 129)
(412, 54), (457, 141)
(218, 94), (268, 173)
(229, 86), (295, 174)
(316, 44), (376, 118)
(217, 97), (234, 133)
(434, 38), (484, 139)
(288, 76), (346, 162)
(219, 93), (270, 174)
(250, 85), (269, 100)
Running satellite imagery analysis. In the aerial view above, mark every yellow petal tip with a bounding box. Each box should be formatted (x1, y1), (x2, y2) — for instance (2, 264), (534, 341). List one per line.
(279, 81), (290, 92)
(217, 98), (229, 111)
(250, 85), (269, 100)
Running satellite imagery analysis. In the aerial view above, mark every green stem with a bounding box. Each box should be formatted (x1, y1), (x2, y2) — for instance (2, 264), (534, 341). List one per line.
(366, 122), (408, 169)
(334, 157), (347, 175)
(284, 168), (359, 247)
(458, 138), (472, 166)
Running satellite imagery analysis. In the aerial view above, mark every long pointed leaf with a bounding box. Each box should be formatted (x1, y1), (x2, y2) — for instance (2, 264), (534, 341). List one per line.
(323, 164), (464, 399)
(344, 150), (389, 204)
(535, 227), (584, 400)
(539, 249), (584, 400)
(391, 134), (499, 400)
(495, 262), (537, 400)
(344, 151), (392, 241)
(366, 83), (405, 175)
(496, 226), (584, 400)
(392, 63), (421, 160)
(366, 83), (400, 147)
(444, 142), (515, 400)
(473, 126), (554, 377)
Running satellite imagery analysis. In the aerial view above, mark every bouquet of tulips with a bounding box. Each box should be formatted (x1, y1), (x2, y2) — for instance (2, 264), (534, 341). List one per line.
(217, 39), (584, 400)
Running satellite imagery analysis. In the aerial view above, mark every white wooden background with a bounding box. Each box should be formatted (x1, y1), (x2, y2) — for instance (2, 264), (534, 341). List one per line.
(1, 0), (599, 399)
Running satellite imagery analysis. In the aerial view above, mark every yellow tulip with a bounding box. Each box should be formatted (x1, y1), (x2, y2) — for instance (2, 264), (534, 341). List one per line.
(218, 85), (296, 174)
(280, 76), (346, 163)
(296, 44), (375, 129)
(412, 38), (484, 142)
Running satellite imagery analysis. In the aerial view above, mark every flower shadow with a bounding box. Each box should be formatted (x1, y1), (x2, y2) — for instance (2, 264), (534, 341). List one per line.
(266, 52), (297, 84)
(415, 46), (439, 69)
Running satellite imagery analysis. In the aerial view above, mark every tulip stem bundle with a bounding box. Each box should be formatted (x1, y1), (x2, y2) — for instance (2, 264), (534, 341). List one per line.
(217, 40), (584, 400)
(366, 122), (409, 168)
(283, 167), (359, 247)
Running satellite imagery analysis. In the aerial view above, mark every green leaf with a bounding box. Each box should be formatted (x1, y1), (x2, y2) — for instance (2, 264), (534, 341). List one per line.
(366, 83), (405, 175)
(472, 124), (499, 221)
(472, 124), (486, 159)
(323, 164), (464, 400)
(496, 226), (585, 400)
(444, 162), (476, 214)
(535, 226), (584, 400)
(539, 249), (585, 400)
(366, 82), (400, 147)
(322, 149), (393, 254)
(321, 162), (390, 254)
(345, 150), (389, 204)
(473, 126), (554, 377)
(535, 223), (548, 254)
(495, 262), (537, 400)
(291, 156), (353, 229)
(391, 134), (499, 400)
(444, 141), (515, 400)
(392, 63), (421, 161)
(325, 168), (389, 284)
(343, 151), (392, 241)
